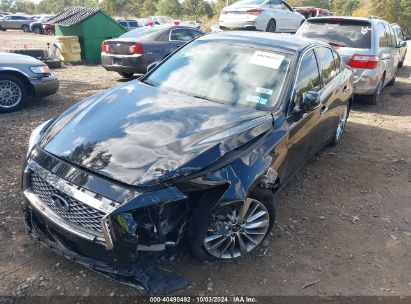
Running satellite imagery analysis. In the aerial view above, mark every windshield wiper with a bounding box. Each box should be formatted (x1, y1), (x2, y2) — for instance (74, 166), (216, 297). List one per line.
(140, 79), (156, 87)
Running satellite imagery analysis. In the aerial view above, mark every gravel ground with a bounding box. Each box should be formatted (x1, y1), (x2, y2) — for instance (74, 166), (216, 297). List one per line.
(0, 31), (410, 298)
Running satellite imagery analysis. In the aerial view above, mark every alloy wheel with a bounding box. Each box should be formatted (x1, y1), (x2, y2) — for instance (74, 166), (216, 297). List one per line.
(204, 198), (270, 259)
(0, 80), (22, 108)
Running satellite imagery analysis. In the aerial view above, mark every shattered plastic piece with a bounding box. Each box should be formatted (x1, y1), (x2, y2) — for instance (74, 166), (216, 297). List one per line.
(116, 213), (137, 235)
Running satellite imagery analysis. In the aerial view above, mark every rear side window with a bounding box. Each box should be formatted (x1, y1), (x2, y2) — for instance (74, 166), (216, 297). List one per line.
(383, 23), (396, 48)
(298, 20), (372, 49)
(170, 28), (193, 41)
(315, 47), (338, 86)
(295, 50), (321, 102)
(377, 23), (387, 47)
(190, 29), (204, 38)
(331, 49), (341, 74)
(129, 21), (137, 27)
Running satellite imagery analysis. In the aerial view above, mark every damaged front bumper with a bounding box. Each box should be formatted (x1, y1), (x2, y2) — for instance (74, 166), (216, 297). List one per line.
(21, 150), (192, 294)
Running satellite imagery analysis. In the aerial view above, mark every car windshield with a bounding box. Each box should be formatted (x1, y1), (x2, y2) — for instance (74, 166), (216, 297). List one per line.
(298, 20), (372, 49)
(120, 25), (167, 38)
(143, 40), (291, 109)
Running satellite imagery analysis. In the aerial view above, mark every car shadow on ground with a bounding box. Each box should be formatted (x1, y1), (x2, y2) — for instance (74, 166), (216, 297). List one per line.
(351, 77), (411, 117)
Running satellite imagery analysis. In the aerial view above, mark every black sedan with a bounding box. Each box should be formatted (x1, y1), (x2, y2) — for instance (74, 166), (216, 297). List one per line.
(101, 25), (204, 78)
(22, 32), (353, 293)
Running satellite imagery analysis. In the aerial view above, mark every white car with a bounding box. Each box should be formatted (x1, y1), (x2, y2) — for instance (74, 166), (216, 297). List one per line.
(219, 0), (305, 32)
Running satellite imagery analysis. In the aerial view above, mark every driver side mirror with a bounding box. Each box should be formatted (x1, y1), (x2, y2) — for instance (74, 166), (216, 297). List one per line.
(300, 91), (321, 112)
(397, 40), (407, 48)
(146, 61), (160, 73)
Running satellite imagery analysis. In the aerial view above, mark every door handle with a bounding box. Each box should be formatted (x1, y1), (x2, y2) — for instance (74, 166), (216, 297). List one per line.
(320, 106), (329, 115)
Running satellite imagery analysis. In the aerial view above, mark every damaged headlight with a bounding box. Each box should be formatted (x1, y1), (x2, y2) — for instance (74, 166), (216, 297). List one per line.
(27, 120), (52, 157)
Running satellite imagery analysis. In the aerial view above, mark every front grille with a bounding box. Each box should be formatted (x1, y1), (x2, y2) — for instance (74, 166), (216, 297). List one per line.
(30, 172), (105, 233)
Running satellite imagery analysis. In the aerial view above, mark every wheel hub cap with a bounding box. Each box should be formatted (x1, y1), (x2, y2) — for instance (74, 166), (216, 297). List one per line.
(0, 80), (22, 108)
(204, 198), (270, 259)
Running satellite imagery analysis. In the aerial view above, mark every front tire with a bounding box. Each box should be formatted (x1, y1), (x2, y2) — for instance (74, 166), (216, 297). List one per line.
(188, 188), (275, 261)
(266, 19), (276, 33)
(0, 74), (27, 113)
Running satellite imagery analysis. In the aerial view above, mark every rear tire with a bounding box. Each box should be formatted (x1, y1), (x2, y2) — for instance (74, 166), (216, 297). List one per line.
(330, 104), (349, 146)
(387, 69), (397, 86)
(45, 29), (54, 35)
(118, 72), (134, 78)
(266, 19), (276, 33)
(0, 74), (28, 113)
(187, 188), (276, 261)
(22, 25), (30, 32)
(365, 74), (384, 105)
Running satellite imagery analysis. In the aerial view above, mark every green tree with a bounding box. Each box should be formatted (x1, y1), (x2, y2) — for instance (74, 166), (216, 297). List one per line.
(142, 0), (159, 16)
(156, 0), (182, 18)
(182, 0), (212, 18)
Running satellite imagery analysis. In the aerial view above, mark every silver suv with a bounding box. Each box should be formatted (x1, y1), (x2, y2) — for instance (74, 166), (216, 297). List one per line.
(296, 16), (404, 105)
(0, 15), (34, 32)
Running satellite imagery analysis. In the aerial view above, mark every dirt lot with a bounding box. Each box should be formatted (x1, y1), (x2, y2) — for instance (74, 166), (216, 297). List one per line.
(0, 31), (410, 298)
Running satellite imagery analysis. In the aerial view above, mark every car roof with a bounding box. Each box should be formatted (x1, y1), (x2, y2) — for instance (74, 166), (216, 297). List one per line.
(306, 16), (389, 25)
(198, 31), (323, 53)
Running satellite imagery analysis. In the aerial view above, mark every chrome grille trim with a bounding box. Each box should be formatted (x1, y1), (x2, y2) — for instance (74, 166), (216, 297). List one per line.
(28, 162), (116, 214)
(30, 172), (105, 233)
(23, 162), (118, 248)
(23, 189), (106, 243)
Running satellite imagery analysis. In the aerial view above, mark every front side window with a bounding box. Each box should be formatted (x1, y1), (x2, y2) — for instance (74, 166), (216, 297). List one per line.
(170, 29), (193, 41)
(143, 41), (291, 109)
(295, 50), (321, 103)
(315, 47), (337, 86)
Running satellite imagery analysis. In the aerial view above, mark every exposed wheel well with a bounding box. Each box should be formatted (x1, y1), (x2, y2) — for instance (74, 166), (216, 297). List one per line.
(0, 70), (34, 95)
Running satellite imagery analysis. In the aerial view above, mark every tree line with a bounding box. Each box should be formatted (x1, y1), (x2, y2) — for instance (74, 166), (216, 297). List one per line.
(1, 0), (410, 31)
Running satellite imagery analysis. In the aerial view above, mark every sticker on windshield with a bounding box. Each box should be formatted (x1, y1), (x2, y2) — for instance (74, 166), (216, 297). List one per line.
(246, 95), (268, 105)
(256, 87), (273, 95)
(361, 26), (372, 35)
(249, 51), (284, 69)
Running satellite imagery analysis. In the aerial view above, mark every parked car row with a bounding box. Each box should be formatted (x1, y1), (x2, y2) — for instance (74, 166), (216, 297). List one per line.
(2, 4), (408, 294)
(0, 14), (55, 34)
(29, 15), (54, 35)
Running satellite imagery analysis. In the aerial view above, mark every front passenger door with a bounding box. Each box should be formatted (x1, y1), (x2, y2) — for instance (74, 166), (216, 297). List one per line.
(284, 49), (322, 181)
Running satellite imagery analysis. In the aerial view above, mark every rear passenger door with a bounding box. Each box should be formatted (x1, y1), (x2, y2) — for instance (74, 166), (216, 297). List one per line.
(382, 23), (398, 82)
(314, 46), (346, 143)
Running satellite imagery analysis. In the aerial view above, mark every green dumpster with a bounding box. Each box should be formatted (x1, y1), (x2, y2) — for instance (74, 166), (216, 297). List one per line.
(48, 7), (126, 63)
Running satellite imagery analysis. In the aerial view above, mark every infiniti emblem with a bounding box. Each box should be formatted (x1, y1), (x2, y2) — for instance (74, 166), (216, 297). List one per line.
(51, 194), (70, 212)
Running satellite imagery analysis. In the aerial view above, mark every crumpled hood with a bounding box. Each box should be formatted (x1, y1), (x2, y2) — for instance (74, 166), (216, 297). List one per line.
(41, 81), (273, 187)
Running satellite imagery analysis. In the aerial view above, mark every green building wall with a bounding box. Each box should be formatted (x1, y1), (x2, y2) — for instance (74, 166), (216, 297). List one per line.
(55, 11), (126, 63)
